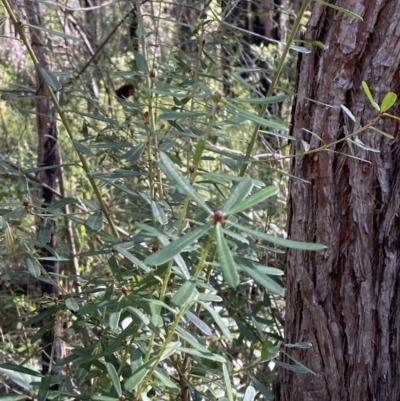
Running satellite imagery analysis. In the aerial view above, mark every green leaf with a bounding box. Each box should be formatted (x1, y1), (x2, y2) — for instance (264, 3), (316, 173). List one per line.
(151, 314), (163, 327)
(170, 281), (198, 308)
(159, 151), (212, 213)
(108, 255), (123, 283)
(26, 255), (41, 278)
(38, 65), (62, 91)
(153, 369), (179, 390)
(145, 223), (211, 266)
(289, 45), (311, 54)
(232, 222), (326, 251)
(85, 210), (103, 232)
(215, 223), (239, 288)
(232, 95), (287, 104)
(315, 0), (363, 20)
(362, 81), (380, 110)
(249, 374), (274, 400)
(134, 51), (149, 73)
(370, 126), (394, 139)
(38, 219), (51, 245)
(151, 201), (168, 225)
(274, 359), (314, 374)
(351, 136), (380, 153)
(73, 140), (95, 157)
(126, 306), (150, 326)
(113, 245), (151, 273)
(236, 257), (284, 296)
(226, 185), (278, 215)
(159, 111), (206, 120)
(223, 99), (287, 130)
(0, 395), (30, 401)
(199, 301), (233, 342)
(380, 92), (397, 112)
(185, 310), (213, 336)
(26, 23), (81, 41)
(65, 297), (79, 312)
(223, 364), (234, 401)
(222, 178), (254, 213)
(37, 375), (51, 401)
(109, 309), (121, 331)
(124, 358), (155, 391)
(174, 347), (226, 363)
(285, 342), (312, 349)
(122, 143), (146, 162)
(106, 362), (122, 396)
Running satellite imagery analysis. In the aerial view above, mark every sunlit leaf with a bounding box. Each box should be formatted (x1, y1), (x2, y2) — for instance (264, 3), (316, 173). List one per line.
(362, 81), (380, 110)
(380, 92), (397, 112)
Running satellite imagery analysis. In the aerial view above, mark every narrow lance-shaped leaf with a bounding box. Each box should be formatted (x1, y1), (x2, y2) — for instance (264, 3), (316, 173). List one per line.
(199, 301), (233, 342)
(362, 81), (380, 110)
(145, 223), (212, 266)
(159, 151), (212, 213)
(223, 364), (234, 401)
(380, 92), (397, 112)
(170, 280), (198, 308)
(222, 178), (254, 213)
(226, 185), (278, 215)
(215, 223), (239, 288)
(315, 0), (363, 20)
(106, 362), (122, 396)
(232, 222), (326, 251)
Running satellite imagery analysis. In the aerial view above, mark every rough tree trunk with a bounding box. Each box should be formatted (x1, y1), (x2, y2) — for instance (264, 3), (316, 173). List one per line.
(278, 1), (400, 401)
(23, 0), (62, 381)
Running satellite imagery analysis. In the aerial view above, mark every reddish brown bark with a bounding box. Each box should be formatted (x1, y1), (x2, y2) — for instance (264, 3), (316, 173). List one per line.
(279, 1), (400, 401)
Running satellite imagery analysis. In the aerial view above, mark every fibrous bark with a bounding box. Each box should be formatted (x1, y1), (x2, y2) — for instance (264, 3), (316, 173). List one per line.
(279, 1), (400, 401)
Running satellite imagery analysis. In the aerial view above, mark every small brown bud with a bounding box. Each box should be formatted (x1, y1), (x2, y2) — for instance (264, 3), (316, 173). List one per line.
(121, 285), (128, 295)
(149, 69), (156, 78)
(151, 244), (159, 253)
(119, 396), (126, 401)
(122, 236), (129, 242)
(188, 165), (195, 174)
(22, 198), (30, 207)
(189, 221), (195, 228)
(213, 210), (224, 224)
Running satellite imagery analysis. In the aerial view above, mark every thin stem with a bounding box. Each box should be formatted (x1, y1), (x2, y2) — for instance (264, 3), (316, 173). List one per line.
(2, 0), (119, 238)
(238, 0), (313, 177)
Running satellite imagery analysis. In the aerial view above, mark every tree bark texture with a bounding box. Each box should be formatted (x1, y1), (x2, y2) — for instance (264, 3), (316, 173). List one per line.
(280, 1), (400, 401)
(23, 0), (61, 378)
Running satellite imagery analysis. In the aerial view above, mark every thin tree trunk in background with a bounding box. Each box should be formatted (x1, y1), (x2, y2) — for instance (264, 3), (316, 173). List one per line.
(23, 0), (62, 381)
(278, 1), (400, 400)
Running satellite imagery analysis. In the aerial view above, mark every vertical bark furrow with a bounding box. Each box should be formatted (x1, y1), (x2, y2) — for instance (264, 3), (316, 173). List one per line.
(279, 1), (400, 400)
